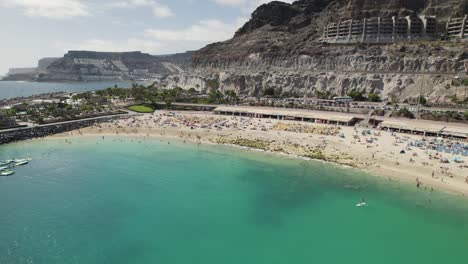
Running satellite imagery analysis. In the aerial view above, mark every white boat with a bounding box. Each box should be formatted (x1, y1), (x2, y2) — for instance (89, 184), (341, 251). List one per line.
(13, 158), (32, 162)
(0, 160), (14, 166)
(0, 170), (14, 176)
(356, 202), (367, 207)
(14, 160), (29, 166)
(0, 166), (9, 170)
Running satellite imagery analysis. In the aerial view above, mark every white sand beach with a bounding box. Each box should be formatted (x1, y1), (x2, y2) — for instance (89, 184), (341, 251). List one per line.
(53, 111), (468, 196)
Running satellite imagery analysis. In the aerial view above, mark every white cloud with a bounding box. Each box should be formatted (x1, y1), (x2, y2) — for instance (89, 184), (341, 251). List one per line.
(1, 0), (89, 19)
(109, 0), (174, 18)
(212, 0), (295, 13)
(144, 18), (247, 43)
(212, 0), (247, 7)
(56, 38), (164, 53)
(57, 17), (247, 56)
(152, 3), (174, 18)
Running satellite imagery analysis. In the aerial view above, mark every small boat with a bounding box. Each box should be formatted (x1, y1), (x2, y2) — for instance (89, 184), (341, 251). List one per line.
(0, 160), (14, 166)
(0, 166), (9, 170)
(0, 170), (15, 176)
(13, 158), (32, 162)
(14, 160), (29, 166)
(12, 158), (32, 166)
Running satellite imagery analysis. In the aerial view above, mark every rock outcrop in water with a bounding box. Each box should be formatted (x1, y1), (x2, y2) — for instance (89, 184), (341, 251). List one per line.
(164, 0), (468, 103)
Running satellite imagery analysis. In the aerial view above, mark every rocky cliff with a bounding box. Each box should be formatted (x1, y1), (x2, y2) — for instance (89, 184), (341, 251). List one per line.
(2, 57), (61, 81)
(2, 51), (192, 82)
(164, 0), (468, 103)
(37, 51), (192, 82)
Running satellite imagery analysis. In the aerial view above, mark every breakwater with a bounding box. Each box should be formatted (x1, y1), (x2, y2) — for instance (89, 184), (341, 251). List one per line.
(0, 114), (127, 144)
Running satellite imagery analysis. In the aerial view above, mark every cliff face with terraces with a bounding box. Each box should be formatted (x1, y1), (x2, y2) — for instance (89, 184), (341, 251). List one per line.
(164, 0), (468, 103)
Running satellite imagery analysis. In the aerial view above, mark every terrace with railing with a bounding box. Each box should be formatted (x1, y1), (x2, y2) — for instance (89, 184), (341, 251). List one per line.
(322, 15), (467, 43)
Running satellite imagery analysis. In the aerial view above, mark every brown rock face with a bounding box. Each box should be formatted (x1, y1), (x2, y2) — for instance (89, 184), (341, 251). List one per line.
(167, 0), (468, 103)
(38, 51), (192, 82)
(341, 0), (466, 18)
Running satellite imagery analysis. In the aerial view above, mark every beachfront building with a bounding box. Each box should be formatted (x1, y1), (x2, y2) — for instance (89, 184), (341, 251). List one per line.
(322, 15), (440, 43)
(0, 112), (17, 129)
(213, 106), (359, 126)
(378, 120), (468, 140)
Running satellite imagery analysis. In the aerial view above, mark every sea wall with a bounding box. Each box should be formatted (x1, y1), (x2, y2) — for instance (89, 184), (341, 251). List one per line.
(0, 115), (126, 145)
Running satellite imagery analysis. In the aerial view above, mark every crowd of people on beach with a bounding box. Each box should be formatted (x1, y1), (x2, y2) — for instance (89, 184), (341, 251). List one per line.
(61, 110), (468, 194)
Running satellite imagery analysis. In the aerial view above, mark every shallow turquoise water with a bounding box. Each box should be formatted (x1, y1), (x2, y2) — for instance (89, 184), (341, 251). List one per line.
(1, 137), (468, 264)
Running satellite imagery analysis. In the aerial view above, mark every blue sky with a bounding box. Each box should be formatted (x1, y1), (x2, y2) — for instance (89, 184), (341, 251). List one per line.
(0, 0), (293, 75)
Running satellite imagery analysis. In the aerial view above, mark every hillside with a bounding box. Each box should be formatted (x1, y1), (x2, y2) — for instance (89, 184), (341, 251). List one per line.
(164, 0), (468, 103)
(3, 51), (193, 82)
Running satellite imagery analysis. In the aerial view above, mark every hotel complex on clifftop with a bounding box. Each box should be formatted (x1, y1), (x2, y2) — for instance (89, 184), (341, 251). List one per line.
(322, 15), (467, 43)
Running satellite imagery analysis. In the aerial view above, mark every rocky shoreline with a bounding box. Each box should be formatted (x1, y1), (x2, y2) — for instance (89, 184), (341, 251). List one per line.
(0, 115), (126, 145)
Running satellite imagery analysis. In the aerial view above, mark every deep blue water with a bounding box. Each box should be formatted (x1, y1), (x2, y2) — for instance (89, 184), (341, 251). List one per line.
(0, 81), (133, 99)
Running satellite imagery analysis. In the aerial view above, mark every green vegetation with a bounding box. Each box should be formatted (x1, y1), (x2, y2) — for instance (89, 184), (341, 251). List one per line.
(216, 138), (271, 151)
(128, 105), (155, 113)
(367, 93), (382, 102)
(263, 87), (275, 97)
(96, 84), (239, 107)
(447, 111), (461, 120)
(345, 89), (385, 102)
(347, 89), (366, 101)
(316, 90), (336, 100)
(395, 107), (415, 119)
(262, 86), (286, 98)
(304, 149), (328, 161)
(418, 96), (427, 106)
(199, 90), (239, 104)
(206, 79), (220, 90)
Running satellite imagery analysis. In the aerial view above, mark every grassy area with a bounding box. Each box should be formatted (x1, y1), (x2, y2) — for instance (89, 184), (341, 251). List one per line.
(128, 105), (155, 113)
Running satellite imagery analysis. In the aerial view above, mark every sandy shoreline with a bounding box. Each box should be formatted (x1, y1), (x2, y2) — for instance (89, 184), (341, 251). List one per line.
(50, 111), (468, 197)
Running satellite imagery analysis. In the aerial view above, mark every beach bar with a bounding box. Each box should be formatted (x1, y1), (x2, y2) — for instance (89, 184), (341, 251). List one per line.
(214, 106), (359, 126)
(378, 120), (468, 140)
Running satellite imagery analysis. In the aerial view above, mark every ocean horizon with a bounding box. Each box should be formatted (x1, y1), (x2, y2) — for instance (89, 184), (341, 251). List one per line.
(0, 81), (135, 100)
(1, 136), (468, 264)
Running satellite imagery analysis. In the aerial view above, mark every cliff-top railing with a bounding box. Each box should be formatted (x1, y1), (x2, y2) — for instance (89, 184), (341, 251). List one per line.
(322, 15), (467, 44)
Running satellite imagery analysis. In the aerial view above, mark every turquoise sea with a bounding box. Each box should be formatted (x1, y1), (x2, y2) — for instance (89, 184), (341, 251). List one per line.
(0, 81), (133, 100)
(1, 137), (468, 264)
